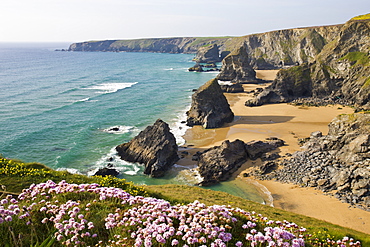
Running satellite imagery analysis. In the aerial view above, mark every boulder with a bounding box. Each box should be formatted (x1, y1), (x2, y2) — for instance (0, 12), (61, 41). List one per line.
(116, 119), (179, 177)
(188, 63), (204, 72)
(94, 168), (119, 177)
(245, 139), (285, 160)
(186, 78), (234, 128)
(217, 46), (257, 83)
(197, 140), (248, 186)
(220, 83), (244, 93)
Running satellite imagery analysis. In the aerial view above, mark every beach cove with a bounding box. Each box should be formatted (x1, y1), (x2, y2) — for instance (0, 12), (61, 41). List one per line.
(181, 70), (370, 234)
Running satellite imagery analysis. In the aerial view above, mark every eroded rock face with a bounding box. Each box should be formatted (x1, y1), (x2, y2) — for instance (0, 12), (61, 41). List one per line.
(197, 140), (248, 186)
(217, 46), (257, 83)
(245, 19), (370, 110)
(186, 78), (234, 128)
(116, 119), (179, 177)
(219, 83), (244, 93)
(197, 138), (284, 186)
(193, 44), (221, 63)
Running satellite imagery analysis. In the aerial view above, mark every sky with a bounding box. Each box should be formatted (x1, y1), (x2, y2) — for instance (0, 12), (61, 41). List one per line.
(0, 0), (369, 43)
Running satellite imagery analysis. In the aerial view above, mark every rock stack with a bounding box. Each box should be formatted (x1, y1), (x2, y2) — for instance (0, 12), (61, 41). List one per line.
(186, 78), (234, 128)
(116, 119), (179, 177)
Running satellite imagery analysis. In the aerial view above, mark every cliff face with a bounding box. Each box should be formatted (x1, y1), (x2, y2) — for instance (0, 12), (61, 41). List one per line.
(246, 19), (370, 109)
(192, 44), (221, 63)
(68, 37), (232, 54)
(235, 25), (341, 69)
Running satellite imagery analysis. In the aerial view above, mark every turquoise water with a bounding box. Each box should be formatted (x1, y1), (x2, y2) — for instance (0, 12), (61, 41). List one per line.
(0, 43), (266, 203)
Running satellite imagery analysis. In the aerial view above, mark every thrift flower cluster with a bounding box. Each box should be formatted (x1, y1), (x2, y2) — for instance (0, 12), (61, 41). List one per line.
(0, 180), (362, 246)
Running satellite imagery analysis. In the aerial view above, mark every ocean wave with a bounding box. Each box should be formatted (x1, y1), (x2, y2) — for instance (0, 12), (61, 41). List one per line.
(169, 105), (191, 146)
(76, 97), (90, 102)
(56, 167), (83, 175)
(86, 82), (138, 94)
(87, 147), (143, 177)
(102, 125), (138, 134)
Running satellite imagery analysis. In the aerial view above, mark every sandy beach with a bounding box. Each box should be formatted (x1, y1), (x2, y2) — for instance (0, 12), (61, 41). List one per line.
(182, 70), (370, 234)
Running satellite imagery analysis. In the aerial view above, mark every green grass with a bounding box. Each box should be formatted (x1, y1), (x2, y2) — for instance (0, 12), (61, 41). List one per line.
(351, 13), (370, 21)
(0, 155), (369, 246)
(339, 52), (370, 66)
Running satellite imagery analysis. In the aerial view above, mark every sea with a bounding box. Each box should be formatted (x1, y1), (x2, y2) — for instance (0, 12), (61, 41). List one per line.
(0, 42), (267, 204)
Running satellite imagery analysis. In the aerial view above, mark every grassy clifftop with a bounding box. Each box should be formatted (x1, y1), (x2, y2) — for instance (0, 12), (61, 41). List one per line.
(0, 156), (369, 246)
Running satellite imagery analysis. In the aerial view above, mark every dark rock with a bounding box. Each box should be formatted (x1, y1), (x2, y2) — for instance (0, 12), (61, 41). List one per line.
(217, 46), (257, 83)
(220, 83), (244, 93)
(204, 63), (217, 68)
(94, 168), (119, 177)
(261, 152), (280, 161)
(116, 119), (179, 177)
(245, 139), (284, 160)
(188, 63), (204, 72)
(186, 78), (234, 128)
(259, 161), (277, 174)
(197, 140), (248, 186)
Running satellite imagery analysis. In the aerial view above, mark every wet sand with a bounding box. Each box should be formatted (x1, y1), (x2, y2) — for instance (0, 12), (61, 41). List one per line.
(182, 70), (370, 234)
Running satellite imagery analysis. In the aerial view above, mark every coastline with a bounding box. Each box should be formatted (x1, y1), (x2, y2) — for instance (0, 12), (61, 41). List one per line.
(182, 70), (370, 234)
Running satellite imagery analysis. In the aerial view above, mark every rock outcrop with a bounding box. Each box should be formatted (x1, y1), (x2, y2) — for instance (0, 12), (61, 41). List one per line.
(186, 78), (234, 128)
(217, 46), (258, 83)
(197, 140), (248, 186)
(256, 113), (370, 211)
(94, 167), (119, 177)
(115, 119), (179, 177)
(193, 44), (221, 63)
(246, 18), (370, 109)
(197, 138), (284, 185)
(219, 83), (244, 93)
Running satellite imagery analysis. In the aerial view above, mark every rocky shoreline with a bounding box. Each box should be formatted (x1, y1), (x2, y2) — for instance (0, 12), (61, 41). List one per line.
(250, 113), (370, 211)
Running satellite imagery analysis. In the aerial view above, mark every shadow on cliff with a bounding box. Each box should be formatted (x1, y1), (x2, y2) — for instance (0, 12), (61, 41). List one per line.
(233, 116), (295, 125)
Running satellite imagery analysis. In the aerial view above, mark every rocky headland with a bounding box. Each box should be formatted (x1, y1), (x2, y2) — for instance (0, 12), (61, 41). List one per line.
(245, 18), (370, 110)
(116, 119), (179, 177)
(186, 78), (234, 128)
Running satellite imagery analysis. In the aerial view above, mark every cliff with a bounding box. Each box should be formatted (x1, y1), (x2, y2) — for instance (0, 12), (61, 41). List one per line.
(246, 17), (370, 109)
(68, 37), (232, 53)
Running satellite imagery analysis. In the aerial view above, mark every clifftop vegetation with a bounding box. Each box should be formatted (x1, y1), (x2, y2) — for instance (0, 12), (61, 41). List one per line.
(0, 155), (369, 246)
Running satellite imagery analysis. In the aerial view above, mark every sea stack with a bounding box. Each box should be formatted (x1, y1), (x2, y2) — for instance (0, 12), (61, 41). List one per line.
(115, 119), (179, 177)
(186, 78), (234, 128)
(217, 45), (257, 83)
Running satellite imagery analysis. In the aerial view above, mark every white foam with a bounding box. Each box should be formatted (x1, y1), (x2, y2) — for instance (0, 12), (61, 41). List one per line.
(77, 97), (90, 102)
(169, 105), (191, 146)
(86, 147), (143, 177)
(86, 82), (138, 94)
(56, 168), (83, 175)
(102, 125), (138, 134)
(218, 80), (233, 85)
